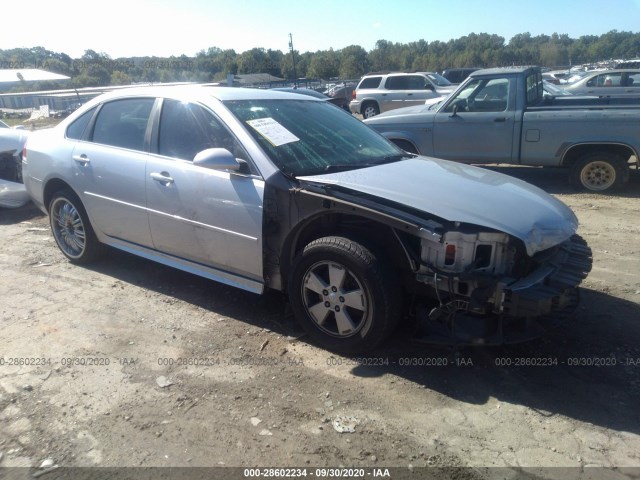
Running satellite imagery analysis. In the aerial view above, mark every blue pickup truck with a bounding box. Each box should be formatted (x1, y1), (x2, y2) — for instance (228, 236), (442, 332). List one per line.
(364, 66), (640, 192)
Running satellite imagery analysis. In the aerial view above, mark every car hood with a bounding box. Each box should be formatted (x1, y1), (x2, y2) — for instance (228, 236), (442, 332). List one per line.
(297, 158), (578, 256)
(365, 105), (437, 124)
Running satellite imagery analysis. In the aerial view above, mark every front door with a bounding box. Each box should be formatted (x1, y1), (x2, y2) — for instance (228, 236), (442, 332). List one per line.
(433, 77), (516, 164)
(145, 99), (264, 282)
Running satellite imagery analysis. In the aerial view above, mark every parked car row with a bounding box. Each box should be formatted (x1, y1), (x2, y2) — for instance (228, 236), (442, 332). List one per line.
(363, 67), (640, 194)
(348, 68), (640, 119)
(349, 71), (456, 118)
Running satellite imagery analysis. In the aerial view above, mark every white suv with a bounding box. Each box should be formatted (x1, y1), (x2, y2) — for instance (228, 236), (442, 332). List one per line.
(349, 72), (456, 118)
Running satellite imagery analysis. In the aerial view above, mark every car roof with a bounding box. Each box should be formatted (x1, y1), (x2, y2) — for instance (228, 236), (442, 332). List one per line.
(83, 85), (323, 104)
(584, 69), (640, 74)
(469, 66), (539, 77)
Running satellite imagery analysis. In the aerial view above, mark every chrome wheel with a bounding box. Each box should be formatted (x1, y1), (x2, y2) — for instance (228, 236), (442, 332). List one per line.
(301, 260), (369, 338)
(51, 197), (86, 259)
(580, 160), (616, 191)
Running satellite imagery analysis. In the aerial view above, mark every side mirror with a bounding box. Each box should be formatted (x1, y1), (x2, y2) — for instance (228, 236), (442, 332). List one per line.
(449, 104), (459, 117)
(193, 148), (240, 171)
(425, 84), (434, 91)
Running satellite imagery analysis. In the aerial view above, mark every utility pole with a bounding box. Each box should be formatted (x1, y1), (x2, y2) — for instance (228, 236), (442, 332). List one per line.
(289, 33), (297, 87)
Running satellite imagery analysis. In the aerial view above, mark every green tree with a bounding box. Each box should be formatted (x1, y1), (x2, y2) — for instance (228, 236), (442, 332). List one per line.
(339, 45), (369, 78)
(111, 71), (131, 85)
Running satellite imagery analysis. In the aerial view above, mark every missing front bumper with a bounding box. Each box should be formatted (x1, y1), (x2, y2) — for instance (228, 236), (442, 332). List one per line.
(413, 235), (592, 346)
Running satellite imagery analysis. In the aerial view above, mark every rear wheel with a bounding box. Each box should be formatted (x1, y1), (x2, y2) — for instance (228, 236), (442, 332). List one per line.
(570, 152), (629, 192)
(361, 102), (380, 119)
(288, 236), (401, 354)
(49, 189), (103, 264)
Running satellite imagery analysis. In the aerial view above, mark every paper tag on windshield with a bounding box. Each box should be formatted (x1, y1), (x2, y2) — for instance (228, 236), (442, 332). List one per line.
(247, 118), (299, 147)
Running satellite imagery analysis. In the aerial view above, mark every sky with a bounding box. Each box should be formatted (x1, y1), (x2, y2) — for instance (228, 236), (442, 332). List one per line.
(3, 0), (640, 58)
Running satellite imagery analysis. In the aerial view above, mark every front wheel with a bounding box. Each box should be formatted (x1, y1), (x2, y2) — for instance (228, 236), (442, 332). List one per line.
(49, 189), (103, 264)
(288, 237), (401, 354)
(569, 152), (629, 192)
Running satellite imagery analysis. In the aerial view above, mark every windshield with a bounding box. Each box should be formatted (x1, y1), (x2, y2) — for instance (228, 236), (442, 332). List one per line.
(224, 99), (406, 176)
(426, 73), (452, 87)
(0, 120), (9, 128)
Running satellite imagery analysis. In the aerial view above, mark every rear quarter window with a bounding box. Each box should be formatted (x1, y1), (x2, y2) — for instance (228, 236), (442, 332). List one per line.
(358, 76), (383, 89)
(66, 108), (96, 140)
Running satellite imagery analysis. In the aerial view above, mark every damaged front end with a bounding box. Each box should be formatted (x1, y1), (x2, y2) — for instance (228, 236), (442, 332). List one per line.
(414, 224), (592, 345)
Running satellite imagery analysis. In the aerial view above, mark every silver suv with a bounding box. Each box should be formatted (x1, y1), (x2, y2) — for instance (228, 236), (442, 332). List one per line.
(349, 72), (456, 118)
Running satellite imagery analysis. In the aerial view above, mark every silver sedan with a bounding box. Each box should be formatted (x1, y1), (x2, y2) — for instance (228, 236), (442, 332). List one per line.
(24, 86), (591, 351)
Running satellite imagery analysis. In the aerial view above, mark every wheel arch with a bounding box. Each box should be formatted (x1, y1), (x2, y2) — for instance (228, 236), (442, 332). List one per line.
(43, 178), (79, 212)
(279, 210), (416, 292)
(561, 142), (637, 168)
(386, 135), (420, 154)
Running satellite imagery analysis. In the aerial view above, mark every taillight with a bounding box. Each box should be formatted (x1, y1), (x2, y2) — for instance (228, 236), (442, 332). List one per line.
(444, 244), (456, 265)
(22, 144), (27, 162)
(351, 90), (357, 100)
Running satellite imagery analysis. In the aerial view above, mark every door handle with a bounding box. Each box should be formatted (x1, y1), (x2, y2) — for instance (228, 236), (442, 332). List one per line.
(150, 172), (174, 184)
(72, 154), (90, 165)
(494, 117), (507, 122)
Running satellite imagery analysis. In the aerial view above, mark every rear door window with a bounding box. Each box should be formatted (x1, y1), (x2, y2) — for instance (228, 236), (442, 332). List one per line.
(588, 73), (623, 87)
(91, 98), (154, 151)
(385, 75), (426, 90)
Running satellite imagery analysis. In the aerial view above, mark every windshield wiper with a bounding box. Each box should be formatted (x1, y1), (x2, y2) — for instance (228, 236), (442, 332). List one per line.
(295, 163), (375, 176)
(294, 154), (414, 177)
(377, 153), (416, 162)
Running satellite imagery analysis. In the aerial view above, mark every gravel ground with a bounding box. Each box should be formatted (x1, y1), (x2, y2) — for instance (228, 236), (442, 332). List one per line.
(0, 166), (639, 479)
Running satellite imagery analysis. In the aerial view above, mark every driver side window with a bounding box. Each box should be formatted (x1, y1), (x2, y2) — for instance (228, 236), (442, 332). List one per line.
(444, 78), (509, 113)
(158, 100), (248, 162)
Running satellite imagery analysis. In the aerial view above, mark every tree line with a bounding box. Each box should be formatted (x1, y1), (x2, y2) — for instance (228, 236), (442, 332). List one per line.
(1, 30), (639, 91)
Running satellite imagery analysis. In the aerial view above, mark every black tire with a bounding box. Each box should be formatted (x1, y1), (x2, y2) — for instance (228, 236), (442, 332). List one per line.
(569, 152), (629, 192)
(14, 154), (23, 183)
(391, 139), (419, 155)
(361, 102), (380, 119)
(288, 236), (401, 354)
(48, 189), (103, 264)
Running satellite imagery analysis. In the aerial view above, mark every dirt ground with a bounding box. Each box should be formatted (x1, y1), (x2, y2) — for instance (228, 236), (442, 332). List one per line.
(1, 166), (639, 478)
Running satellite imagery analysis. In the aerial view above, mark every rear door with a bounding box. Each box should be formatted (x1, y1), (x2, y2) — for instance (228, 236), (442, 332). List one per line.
(145, 99), (264, 283)
(70, 97), (155, 246)
(383, 75), (437, 111)
(432, 76), (516, 163)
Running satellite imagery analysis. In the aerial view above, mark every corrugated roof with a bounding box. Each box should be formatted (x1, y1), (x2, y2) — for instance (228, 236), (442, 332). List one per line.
(0, 69), (70, 83)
